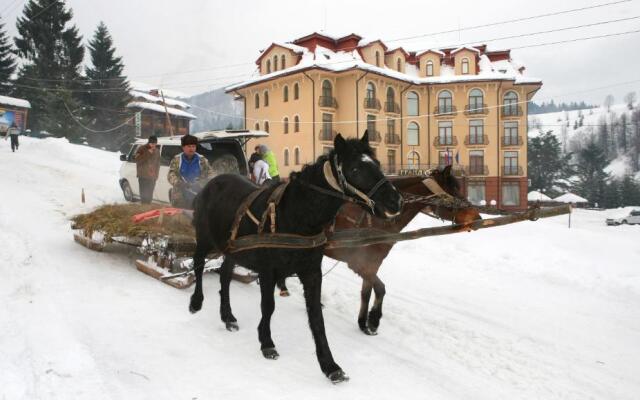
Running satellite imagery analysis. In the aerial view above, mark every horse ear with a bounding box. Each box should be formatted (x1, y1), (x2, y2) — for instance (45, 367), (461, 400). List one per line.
(334, 133), (346, 155)
(361, 130), (369, 145)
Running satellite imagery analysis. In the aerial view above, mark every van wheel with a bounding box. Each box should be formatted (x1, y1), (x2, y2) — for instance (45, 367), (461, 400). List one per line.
(121, 180), (134, 202)
(622, 220), (628, 225)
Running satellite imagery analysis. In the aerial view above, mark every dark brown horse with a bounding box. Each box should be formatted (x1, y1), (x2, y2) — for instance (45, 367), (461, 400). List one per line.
(276, 165), (481, 335)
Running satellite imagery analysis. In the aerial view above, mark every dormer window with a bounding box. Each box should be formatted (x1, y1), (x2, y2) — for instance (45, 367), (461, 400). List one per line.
(375, 51), (380, 67)
(266, 60), (271, 74)
(255, 93), (260, 109)
(426, 60), (434, 76)
(280, 54), (285, 70)
(397, 58), (401, 72)
(273, 55), (278, 71)
(461, 58), (470, 75)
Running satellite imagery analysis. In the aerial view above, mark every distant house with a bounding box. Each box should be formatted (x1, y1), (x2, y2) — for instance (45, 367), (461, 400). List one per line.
(126, 87), (196, 138)
(554, 192), (588, 207)
(527, 190), (552, 202)
(0, 95), (31, 134)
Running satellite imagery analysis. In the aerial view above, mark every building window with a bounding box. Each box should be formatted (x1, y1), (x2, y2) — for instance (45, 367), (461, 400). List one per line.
(264, 91), (269, 107)
(294, 115), (300, 132)
(322, 80), (333, 100)
(438, 121), (453, 145)
(426, 60), (434, 76)
(266, 60), (271, 74)
(387, 119), (395, 135)
(366, 82), (376, 100)
(396, 58), (402, 72)
(387, 149), (396, 174)
(469, 150), (484, 175)
(280, 54), (285, 70)
(367, 114), (376, 135)
(407, 151), (420, 169)
(254, 93), (260, 109)
(407, 122), (419, 146)
(469, 119), (484, 144)
(386, 87), (395, 104)
(461, 58), (469, 74)
(438, 90), (453, 113)
(321, 113), (333, 140)
(502, 181), (520, 206)
(503, 151), (518, 175)
(468, 89), (484, 112)
(294, 83), (299, 100)
(468, 181), (486, 205)
(254, 122), (260, 130)
(375, 51), (380, 67)
(504, 121), (519, 145)
(294, 147), (300, 165)
(284, 148), (289, 166)
(503, 91), (519, 115)
(283, 117), (289, 134)
(264, 121), (270, 133)
(283, 86), (289, 102)
(407, 91), (419, 116)
(438, 150), (453, 167)
(273, 55), (278, 71)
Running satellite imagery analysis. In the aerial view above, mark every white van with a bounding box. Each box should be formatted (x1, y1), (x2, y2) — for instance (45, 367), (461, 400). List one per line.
(118, 130), (268, 204)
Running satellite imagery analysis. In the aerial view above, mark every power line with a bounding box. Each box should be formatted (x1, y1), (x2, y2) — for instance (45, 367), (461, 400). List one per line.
(511, 28), (640, 49)
(63, 101), (136, 133)
(0, 0), (23, 16)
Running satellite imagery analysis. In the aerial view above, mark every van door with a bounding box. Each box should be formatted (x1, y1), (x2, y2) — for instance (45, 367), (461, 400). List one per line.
(157, 145), (183, 203)
(119, 144), (141, 199)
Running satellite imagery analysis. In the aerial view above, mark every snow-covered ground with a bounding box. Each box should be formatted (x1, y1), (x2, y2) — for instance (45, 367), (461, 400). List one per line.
(1, 137), (639, 399)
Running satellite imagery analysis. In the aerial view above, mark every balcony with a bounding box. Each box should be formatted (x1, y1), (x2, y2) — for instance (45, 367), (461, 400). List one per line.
(465, 165), (489, 176)
(501, 105), (523, 118)
(364, 98), (381, 111)
(384, 101), (401, 114)
(318, 129), (337, 141)
(367, 130), (382, 143)
(503, 165), (524, 176)
(318, 96), (338, 109)
(501, 136), (523, 147)
(433, 136), (458, 147)
(464, 103), (489, 115)
(434, 105), (457, 117)
(385, 132), (401, 145)
(464, 135), (489, 146)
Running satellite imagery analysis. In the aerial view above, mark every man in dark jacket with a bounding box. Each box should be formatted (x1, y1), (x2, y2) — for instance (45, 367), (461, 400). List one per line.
(6, 122), (20, 152)
(134, 136), (160, 204)
(167, 134), (211, 208)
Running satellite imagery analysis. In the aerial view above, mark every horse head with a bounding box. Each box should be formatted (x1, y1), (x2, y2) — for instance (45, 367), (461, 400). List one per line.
(330, 130), (403, 219)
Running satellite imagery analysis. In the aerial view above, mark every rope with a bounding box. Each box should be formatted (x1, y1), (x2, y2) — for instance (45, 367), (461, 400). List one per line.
(323, 259), (341, 277)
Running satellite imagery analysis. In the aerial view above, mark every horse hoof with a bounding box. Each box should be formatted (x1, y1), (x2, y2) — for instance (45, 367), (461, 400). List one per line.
(261, 347), (279, 360)
(279, 290), (290, 297)
(225, 321), (239, 331)
(189, 303), (201, 314)
(328, 369), (349, 384)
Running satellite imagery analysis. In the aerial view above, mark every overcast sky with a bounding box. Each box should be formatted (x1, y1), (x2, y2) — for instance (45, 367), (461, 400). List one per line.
(1, 0), (639, 104)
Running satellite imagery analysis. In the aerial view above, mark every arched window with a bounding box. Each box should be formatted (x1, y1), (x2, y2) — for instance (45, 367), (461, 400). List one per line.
(386, 87), (395, 103)
(407, 151), (420, 169)
(280, 54), (285, 70)
(426, 60), (434, 76)
(266, 60), (271, 74)
(322, 80), (333, 98)
(375, 51), (380, 67)
(438, 90), (453, 113)
(407, 91), (419, 116)
(396, 58), (402, 72)
(264, 121), (269, 133)
(461, 58), (470, 74)
(273, 55), (278, 71)
(366, 82), (376, 100)
(293, 83), (299, 100)
(386, 87), (396, 113)
(264, 91), (269, 107)
(283, 117), (289, 134)
(468, 89), (484, 113)
(284, 148), (289, 166)
(294, 115), (300, 132)
(283, 86), (289, 102)
(503, 91), (519, 116)
(407, 122), (419, 146)
(254, 122), (260, 130)
(294, 148), (300, 165)
(254, 93), (260, 109)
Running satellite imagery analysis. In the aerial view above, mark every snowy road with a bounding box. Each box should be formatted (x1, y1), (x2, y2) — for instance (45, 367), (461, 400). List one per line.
(1, 137), (639, 399)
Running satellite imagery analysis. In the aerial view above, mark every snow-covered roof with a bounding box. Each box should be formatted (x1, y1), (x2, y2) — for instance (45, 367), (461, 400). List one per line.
(226, 43), (541, 92)
(528, 191), (552, 201)
(271, 42), (307, 54)
(451, 46), (481, 55)
(129, 81), (188, 100)
(0, 95), (31, 109)
(416, 49), (446, 57)
(126, 102), (197, 119)
(133, 130), (267, 145)
(554, 193), (588, 203)
(130, 90), (190, 109)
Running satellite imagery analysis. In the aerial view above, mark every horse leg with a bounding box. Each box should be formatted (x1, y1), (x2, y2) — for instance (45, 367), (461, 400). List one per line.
(357, 277), (375, 335)
(258, 271), (279, 360)
(298, 265), (348, 383)
(189, 242), (211, 314)
(367, 276), (386, 334)
(219, 258), (238, 331)
(276, 277), (289, 297)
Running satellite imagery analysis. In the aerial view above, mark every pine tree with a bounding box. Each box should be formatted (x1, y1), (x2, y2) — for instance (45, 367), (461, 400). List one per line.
(0, 16), (16, 95)
(528, 131), (573, 195)
(602, 179), (621, 208)
(84, 21), (132, 150)
(13, 0), (85, 140)
(620, 175), (640, 206)
(574, 141), (610, 205)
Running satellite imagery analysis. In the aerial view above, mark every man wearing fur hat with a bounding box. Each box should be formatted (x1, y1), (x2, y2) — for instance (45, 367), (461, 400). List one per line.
(167, 134), (211, 208)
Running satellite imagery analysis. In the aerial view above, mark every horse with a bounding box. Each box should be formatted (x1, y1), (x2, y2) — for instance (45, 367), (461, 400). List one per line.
(188, 131), (403, 383)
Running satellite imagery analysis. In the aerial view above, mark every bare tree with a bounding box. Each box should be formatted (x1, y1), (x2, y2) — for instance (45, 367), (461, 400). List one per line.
(624, 92), (637, 110)
(604, 94), (615, 112)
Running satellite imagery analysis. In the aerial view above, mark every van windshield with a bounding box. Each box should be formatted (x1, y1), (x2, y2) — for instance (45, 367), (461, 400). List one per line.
(198, 140), (247, 176)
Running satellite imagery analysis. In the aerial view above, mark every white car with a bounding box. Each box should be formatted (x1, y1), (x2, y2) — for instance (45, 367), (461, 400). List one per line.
(606, 210), (640, 226)
(119, 130), (268, 204)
